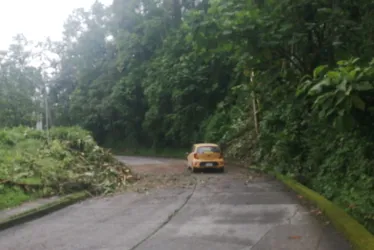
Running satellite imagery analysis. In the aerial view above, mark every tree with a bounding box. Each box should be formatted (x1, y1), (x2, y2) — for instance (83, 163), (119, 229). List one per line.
(0, 35), (44, 127)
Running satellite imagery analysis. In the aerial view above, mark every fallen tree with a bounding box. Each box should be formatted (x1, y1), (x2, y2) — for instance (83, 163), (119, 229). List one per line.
(0, 126), (134, 208)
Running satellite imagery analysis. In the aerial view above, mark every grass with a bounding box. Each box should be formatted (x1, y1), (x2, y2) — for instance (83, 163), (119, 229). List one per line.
(0, 133), (43, 210)
(0, 178), (42, 210)
(110, 147), (188, 159)
(0, 187), (34, 210)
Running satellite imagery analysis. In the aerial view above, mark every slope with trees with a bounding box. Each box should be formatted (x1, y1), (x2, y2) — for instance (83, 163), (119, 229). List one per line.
(1, 0), (373, 232)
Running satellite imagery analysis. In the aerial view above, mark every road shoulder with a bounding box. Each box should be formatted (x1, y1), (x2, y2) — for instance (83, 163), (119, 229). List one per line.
(0, 191), (89, 231)
(275, 173), (374, 250)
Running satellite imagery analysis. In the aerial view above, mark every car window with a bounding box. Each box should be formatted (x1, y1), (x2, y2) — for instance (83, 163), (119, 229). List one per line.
(196, 146), (220, 154)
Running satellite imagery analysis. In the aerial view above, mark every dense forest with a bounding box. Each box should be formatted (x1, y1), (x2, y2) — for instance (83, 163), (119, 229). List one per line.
(0, 0), (373, 232)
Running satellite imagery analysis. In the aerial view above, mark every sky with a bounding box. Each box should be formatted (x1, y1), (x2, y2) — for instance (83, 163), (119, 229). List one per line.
(0, 0), (112, 50)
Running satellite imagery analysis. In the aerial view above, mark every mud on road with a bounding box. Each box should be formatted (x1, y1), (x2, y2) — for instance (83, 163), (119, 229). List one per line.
(116, 156), (266, 192)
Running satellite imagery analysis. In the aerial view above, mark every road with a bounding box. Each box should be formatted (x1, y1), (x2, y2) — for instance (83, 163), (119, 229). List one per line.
(0, 156), (351, 250)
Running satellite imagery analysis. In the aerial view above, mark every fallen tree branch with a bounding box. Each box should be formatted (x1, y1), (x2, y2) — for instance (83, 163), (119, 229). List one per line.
(0, 179), (42, 192)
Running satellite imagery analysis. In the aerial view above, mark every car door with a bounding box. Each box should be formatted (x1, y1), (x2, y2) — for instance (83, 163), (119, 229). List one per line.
(187, 145), (196, 167)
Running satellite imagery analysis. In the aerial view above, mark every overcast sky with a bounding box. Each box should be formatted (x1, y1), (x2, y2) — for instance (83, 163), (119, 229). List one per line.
(0, 0), (112, 50)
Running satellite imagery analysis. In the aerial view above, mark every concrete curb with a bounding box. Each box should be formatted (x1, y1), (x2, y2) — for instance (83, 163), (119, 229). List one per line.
(274, 173), (374, 250)
(0, 191), (90, 231)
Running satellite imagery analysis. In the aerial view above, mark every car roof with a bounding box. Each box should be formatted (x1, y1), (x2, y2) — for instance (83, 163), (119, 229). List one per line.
(194, 143), (219, 147)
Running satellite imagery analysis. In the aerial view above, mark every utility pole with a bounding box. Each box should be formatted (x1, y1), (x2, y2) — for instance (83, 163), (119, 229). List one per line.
(43, 81), (50, 143)
(250, 70), (259, 136)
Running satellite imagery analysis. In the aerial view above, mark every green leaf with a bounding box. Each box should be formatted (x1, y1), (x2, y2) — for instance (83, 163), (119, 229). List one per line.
(312, 92), (334, 109)
(337, 79), (348, 92)
(351, 58), (360, 64)
(354, 81), (373, 91)
(317, 8), (332, 13)
(327, 71), (340, 80)
(367, 107), (374, 113)
(296, 79), (313, 96)
(308, 79), (331, 95)
(345, 85), (353, 95)
(334, 114), (354, 131)
(351, 95), (365, 111)
(335, 92), (346, 107)
(313, 65), (328, 78)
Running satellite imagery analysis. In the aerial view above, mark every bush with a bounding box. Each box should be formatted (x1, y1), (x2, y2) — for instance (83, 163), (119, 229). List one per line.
(246, 60), (374, 233)
(224, 60), (374, 234)
(254, 100), (374, 233)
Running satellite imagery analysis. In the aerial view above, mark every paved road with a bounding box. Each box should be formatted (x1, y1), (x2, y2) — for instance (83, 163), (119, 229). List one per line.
(0, 157), (351, 250)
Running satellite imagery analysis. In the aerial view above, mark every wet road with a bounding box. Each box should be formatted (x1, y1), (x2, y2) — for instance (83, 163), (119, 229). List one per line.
(0, 156), (351, 250)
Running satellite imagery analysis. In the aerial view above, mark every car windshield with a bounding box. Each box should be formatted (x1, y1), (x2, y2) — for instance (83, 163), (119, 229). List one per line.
(196, 146), (220, 154)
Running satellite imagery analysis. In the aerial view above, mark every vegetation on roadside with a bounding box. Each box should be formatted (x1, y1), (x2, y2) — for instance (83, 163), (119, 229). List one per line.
(0, 187), (35, 210)
(0, 0), (373, 233)
(0, 127), (133, 209)
(277, 173), (374, 250)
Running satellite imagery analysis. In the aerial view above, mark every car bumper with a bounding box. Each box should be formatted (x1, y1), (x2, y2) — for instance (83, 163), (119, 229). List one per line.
(192, 161), (224, 168)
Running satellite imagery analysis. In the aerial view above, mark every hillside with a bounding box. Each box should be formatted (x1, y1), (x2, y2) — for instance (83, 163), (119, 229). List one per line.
(0, 0), (373, 232)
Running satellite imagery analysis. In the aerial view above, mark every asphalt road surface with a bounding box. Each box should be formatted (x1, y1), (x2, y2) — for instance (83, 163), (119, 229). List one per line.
(0, 156), (351, 250)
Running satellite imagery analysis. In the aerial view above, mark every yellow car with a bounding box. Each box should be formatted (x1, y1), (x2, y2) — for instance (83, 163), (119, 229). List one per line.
(186, 143), (225, 173)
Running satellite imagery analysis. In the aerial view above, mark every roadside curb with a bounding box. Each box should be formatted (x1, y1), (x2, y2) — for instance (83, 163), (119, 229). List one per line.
(0, 191), (90, 231)
(274, 173), (374, 250)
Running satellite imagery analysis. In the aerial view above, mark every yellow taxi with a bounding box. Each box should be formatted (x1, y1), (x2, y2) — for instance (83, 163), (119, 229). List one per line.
(186, 143), (225, 173)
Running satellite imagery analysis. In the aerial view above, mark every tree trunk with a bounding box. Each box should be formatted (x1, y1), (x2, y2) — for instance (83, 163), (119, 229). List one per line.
(250, 70), (259, 136)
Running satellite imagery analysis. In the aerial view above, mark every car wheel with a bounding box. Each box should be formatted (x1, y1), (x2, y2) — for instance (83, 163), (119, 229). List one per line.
(219, 167), (225, 173)
(192, 167), (198, 173)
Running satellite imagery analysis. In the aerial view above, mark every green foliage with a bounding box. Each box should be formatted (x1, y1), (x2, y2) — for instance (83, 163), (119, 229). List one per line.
(1, 0), (374, 234)
(0, 126), (133, 209)
(0, 186), (33, 210)
(258, 60), (374, 233)
(299, 58), (374, 130)
(0, 35), (43, 128)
